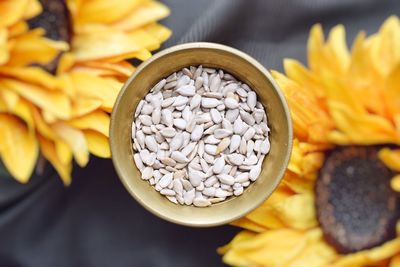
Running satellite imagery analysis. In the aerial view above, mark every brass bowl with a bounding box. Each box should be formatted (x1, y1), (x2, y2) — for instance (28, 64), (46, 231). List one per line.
(110, 42), (292, 227)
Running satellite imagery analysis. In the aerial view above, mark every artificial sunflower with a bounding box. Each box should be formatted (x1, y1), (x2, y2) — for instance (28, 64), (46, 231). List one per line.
(219, 16), (400, 267)
(0, 0), (171, 184)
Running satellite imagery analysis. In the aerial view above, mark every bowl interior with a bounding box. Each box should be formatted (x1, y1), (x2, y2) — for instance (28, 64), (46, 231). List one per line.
(110, 43), (292, 227)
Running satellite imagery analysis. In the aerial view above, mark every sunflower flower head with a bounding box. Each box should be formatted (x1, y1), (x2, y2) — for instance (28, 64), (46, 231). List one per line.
(220, 16), (400, 267)
(0, 0), (171, 184)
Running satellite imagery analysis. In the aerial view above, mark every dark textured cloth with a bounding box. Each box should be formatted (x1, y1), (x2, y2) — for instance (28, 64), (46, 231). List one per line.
(0, 1), (399, 266)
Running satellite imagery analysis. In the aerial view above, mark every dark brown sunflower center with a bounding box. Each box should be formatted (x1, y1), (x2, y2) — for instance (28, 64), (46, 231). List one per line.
(28, 0), (71, 73)
(316, 146), (400, 254)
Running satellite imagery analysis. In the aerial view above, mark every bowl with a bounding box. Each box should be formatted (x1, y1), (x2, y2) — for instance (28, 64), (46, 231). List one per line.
(110, 42), (292, 227)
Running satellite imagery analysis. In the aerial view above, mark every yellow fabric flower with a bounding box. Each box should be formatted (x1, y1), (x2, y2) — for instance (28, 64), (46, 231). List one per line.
(220, 16), (400, 267)
(0, 0), (171, 184)
(65, 0), (170, 76)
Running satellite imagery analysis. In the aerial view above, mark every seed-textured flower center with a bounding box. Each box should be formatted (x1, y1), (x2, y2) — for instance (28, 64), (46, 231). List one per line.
(316, 146), (400, 254)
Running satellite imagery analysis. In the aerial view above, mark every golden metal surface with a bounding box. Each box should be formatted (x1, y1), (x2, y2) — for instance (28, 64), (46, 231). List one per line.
(110, 42), (293, 227)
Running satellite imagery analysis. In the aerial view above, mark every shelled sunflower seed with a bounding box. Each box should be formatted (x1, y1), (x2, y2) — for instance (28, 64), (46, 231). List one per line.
(132, 66), (270, 207)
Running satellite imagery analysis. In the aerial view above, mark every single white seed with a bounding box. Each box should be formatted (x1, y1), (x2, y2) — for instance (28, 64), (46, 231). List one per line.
(191, 124), (204, 141)
(170, 151), (189, 163)
(145, 135), (158, 152)
(210, 108), (223, 123)
(213, 156), (225, 174)
(141, 167), (153, 180)
(217, 174), (235, 185)
(158, 173), (173, 188)
(176, 85), (196, 96)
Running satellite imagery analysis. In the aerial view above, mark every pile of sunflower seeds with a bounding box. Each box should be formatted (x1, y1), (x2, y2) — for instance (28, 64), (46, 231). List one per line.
(131, 66), (270, 207)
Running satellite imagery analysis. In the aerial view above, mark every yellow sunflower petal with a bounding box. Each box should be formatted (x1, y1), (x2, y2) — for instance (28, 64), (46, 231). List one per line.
(394, 115), (400, 134)
(0, 28), (9, 65)
(0, 78), (71, 119)
(74, 60), (135, 78)
(38, 135), (72, 185)
(273, 193), (318, 230)
(282, 172), (315, 193)
(31, 106), (56, 140)
(298, 142), (333, 153)
(71, 30), (143, 62)
(0, 97), (6, 109)
(308, 24), (350, 76)
(390, 175), (400, 193)
(220, 229), (337, 267)
(23, 0), (42, 20)
(378, 148), (400, 172)
(52, 123), (89, 167)
(307, 24), (325, 73)
(8, 29), (68, 67)
(324, 74), (366, 116)
(222, 229), (308, 267)
(288, 139), (326, 181)
(110, 0), (170, 32)
(231, 217), (268, 233)
(217, 230), (256, 255)
(348, 31), (388, 117)
(384, 65), (400, 118)
(143, 23), (172, 43)
(7, 21), (29, 37)
(56, 73), (77, 99)
(0, 114), (38, 183)
(127, 28), (162, 51)
(84, 130), (110, 158)
(301, 152), (325, 180)
(0, 66), (59, 89)
(58, 67), (102, 117)
(326, 130), (350, 145)
(390, 255), (400, 267)
(327, 24), (350, 73)
(70, 0), (142, 25)
(329, 102), (398, 144)
(55, 140), (73, 165)
(0, 88), (19, 109)
(57, 52), (75, 74)
(244, 188), (292, 229)
(0, 0), (29, 28)
(349, 31), (377, 81)
(221, 240), (261, 266)
(70, 72), (121, 112)
(332, 253), (369, 267)
(68, 67), (124, 78)
(333, 237), (400, 267)
(283, 59), (324, 98)
(71, 97), (103, 118)
(42, 110), (58, 124)
(103, 48), (152, 63)
(272, 70), (333, 143)
(9, 98), (35, 131)
(368, 16), (400, 76)
(288, 139), (303, 174)
(246, 206), (285, 230)
(284, 229), (338, 267)
(68, 110), (110, 137)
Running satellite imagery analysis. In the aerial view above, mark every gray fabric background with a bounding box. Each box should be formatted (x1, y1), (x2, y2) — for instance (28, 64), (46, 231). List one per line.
(0, 1), (399, 266)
